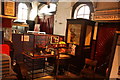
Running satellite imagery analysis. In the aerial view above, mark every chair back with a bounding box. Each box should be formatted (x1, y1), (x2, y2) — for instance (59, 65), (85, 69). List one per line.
(0, 44), (10, 56)
(84, 58), (97, 71)
(0, 54), (16, 79)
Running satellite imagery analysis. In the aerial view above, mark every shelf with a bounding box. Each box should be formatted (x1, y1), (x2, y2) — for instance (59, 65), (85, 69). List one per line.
(0, 15), (17, 19)
(12, 23), (29, 27)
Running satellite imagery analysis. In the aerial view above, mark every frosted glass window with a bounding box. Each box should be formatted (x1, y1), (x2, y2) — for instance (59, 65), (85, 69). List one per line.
(74, 4), (90, 19)
(77, 15), (84, 18)
(18, 3), (28, 22)
(84, 6), (90, 14)
(83, 15), (90, 19)
(77, 7), (85, 15)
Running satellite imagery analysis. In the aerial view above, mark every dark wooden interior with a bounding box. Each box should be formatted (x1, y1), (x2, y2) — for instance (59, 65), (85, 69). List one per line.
(1, 1), (120, 80)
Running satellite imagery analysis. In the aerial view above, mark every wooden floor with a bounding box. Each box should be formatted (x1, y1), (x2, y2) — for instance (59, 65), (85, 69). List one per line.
(34, 76), (55, 80)
(13, 61), (105, 80)
(32, 71), (106, 80)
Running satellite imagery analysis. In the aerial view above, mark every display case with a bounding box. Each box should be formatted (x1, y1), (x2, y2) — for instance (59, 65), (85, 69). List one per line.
(12, 33), (63, 79)
(66, 18), (95, 57)
(21, 34), (61, 79)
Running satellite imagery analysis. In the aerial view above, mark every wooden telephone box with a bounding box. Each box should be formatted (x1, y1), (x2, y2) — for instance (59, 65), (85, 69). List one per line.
(66, 18), (95, 58)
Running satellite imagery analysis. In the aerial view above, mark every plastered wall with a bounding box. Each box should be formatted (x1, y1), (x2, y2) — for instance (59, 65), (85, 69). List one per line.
(53, 2), (74, 36)
(95, 2), (119, 10)
(29, 1), (39, 20)
(53, 1), (119, 36)
(1, 1), (119, 37)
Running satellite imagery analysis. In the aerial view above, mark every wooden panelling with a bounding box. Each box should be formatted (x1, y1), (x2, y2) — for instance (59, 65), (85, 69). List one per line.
(95, 23), (120, 66)
(94, 9), (120, 21)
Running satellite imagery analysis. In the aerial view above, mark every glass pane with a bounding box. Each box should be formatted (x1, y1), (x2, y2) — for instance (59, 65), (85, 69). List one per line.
(23, 4), (28, 9)
(84, 6), (90, 14)
(23, 9), (28, 20)
(67, 24), (82, 45)
(83, 15), (90, 19)
(77, 6), (85, 15)
(85, 25), (92, 46)
(76, 4), (90, 19)
(18, 3), (28, 20)
(77, 15), (84, 18)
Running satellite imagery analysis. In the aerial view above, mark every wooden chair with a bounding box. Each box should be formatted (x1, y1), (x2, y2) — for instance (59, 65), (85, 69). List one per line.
(0, 54), (17, 80)
(56, 56), (85, 79)
(80, 58), (97, 78)
(55, 58), (102, 80)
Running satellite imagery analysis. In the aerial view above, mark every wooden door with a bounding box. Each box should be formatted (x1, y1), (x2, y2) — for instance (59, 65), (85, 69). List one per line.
(95, 23), (119, 66)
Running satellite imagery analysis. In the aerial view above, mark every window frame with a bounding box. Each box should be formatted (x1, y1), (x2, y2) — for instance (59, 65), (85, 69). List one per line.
(75, 4), (90, 19)
(72, 2), (94, 20)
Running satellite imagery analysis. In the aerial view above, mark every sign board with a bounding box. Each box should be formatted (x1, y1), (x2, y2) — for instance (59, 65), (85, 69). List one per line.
(4, 1), (15, 16)
(94, 9), (120, 21)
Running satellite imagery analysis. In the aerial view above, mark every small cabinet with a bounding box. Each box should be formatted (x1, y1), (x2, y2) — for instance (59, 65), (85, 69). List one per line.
(66, 18), (95, 57)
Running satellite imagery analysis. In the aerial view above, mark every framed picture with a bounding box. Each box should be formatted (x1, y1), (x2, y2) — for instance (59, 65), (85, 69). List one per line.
(50, 36), (59, 44)
(108, 31), (120, 79)
(4, 1), (15, 16)
(67, 43), (76, 56)
(66, 19), (95, 56)
(67, 24), (81, 45)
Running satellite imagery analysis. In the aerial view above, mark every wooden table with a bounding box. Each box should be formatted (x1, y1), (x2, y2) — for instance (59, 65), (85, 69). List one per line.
(22, 52), (59, 79)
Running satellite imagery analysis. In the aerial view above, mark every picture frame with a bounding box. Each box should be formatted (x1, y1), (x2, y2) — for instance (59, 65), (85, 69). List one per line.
(108, 31), (120, 79)
(67, 24), (81, 45)
(66, 19), (95, 56)
(67, 43), (76, 56)
(3, 1), (15, 16)
(50, 36), (59, 44)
